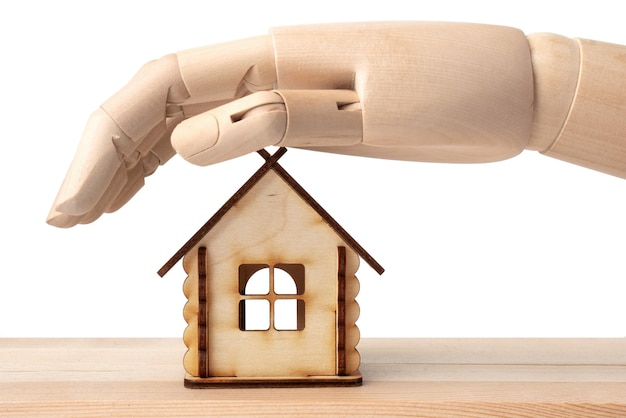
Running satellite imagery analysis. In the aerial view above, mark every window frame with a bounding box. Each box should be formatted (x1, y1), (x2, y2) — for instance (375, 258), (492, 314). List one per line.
(238, 263), (305, 331)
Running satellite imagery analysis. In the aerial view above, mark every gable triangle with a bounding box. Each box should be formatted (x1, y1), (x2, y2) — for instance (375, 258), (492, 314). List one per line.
(158, 147), (383, 277)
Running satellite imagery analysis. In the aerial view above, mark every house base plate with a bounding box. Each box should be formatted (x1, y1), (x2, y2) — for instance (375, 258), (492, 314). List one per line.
(184, 371), (362, 388)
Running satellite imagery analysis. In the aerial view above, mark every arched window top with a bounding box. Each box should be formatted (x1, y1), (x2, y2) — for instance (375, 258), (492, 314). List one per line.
(275, 264), (305, 295)
(274, 268), (297, 294)
(239, 264), (269, 295)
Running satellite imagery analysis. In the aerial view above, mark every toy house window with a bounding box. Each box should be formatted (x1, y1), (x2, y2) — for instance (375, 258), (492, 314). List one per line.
(238, 264), (305, 331)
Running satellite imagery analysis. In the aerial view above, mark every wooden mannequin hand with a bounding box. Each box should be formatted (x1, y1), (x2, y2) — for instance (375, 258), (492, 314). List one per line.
(48, 22), (626, 228)
(47, 36), (281, 227)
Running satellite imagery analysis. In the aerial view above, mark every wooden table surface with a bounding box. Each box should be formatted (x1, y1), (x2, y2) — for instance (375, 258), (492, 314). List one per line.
(1, 338), (625, 417)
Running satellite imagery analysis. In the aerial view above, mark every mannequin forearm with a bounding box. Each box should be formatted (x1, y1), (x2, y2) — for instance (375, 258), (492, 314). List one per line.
(528, 34), (626, 178)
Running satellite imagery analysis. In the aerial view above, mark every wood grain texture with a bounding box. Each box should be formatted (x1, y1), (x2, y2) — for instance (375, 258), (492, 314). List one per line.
(256, 148), (384, 275)
(1, 339), (625, 417)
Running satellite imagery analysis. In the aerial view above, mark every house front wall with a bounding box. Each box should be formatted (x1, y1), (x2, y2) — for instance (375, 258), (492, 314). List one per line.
(181, 171), (361, 378)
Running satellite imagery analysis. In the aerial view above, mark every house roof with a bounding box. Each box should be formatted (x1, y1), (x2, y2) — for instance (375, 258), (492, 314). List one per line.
(158, 147), (384, 277)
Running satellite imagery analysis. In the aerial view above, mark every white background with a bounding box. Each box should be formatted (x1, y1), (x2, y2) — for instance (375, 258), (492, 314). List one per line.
(1, 1), (624, 338)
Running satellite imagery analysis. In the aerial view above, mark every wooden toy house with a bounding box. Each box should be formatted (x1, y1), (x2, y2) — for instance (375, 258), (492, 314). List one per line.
(158, 148), (384, 388)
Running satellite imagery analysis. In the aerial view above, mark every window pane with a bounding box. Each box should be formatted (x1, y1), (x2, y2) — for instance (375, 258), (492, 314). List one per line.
(274, 268), (297, 294)
(274, 264), (304, 295)
(239, 265), (270, 295)
(239, 299), (270, 331)
(274, 299), (305, 331)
